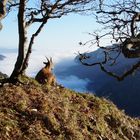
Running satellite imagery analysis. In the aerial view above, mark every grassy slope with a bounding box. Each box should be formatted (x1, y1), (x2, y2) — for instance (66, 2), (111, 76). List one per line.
(0, 78), (140, 140)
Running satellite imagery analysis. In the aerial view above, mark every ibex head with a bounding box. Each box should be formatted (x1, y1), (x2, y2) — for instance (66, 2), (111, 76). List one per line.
(43, 57), (54, 71)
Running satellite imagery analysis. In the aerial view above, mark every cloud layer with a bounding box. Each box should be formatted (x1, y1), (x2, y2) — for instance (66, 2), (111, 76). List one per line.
(0, 48), (91, 93)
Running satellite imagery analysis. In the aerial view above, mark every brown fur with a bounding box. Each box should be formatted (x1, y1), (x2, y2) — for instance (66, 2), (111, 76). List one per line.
(35, 58), (56, 85)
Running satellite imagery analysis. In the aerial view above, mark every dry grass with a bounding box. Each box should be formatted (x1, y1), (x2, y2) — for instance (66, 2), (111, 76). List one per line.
(0, 77), (140, 140)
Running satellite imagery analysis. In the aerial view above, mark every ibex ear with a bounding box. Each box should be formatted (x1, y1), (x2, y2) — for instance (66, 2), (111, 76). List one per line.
(43, 62), (48, 65)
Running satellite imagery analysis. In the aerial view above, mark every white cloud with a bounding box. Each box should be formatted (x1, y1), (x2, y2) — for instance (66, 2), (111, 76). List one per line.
(0, 49), (91, 93)
(0, 53), (17, 76)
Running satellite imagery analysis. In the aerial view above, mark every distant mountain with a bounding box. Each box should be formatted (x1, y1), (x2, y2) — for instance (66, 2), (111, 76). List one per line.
(0, 54), (6, 60)
(55, 48), (140, 117)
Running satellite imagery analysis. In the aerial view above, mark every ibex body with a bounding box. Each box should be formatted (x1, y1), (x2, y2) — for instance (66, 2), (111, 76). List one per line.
(35, 57), (56, 85)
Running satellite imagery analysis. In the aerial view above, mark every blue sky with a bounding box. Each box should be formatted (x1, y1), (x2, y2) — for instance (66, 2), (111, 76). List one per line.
(0, 12), (97, 54)
(0, 12), (98, 92)
(0, 11), (99, 76)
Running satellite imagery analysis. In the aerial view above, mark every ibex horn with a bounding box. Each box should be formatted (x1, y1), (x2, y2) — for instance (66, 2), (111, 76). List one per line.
(45, 56), (49, 62)
(50, 57), (53, 63)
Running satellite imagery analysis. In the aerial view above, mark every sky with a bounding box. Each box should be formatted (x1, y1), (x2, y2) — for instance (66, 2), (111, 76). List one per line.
(0, 9), (100, 92)
(0, 10), (100, 66)
(0, 11), (97, 53)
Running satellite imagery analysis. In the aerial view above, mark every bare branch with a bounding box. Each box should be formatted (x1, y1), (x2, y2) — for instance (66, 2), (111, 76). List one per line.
(79, 0), (140, 81)
(99, 60), (140, 81)
(79, 51), (108, 66)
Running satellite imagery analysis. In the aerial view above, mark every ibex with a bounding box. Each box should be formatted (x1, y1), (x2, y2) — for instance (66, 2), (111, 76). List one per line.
(35, 57), (56, 85)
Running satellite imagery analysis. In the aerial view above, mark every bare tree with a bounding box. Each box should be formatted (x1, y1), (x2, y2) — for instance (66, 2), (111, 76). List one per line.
(79, 0), (140, 81)
(0, 0), (8, 29)
(1, 0), (94, 83)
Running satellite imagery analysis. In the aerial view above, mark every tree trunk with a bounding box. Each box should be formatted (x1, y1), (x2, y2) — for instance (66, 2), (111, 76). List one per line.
(9, 0), (27, 82)
(0, 0), (8, 30)
(131, 13), (140, 37)
(21, 20), (48, 73)
(0, 0), (7, 19)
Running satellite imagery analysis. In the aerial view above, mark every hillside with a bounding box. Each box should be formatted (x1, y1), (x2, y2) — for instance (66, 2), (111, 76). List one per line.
(0, 76), (140, 140)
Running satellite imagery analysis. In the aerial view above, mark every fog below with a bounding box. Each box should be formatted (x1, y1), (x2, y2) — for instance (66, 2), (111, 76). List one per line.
(0, 48), (140, 117)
